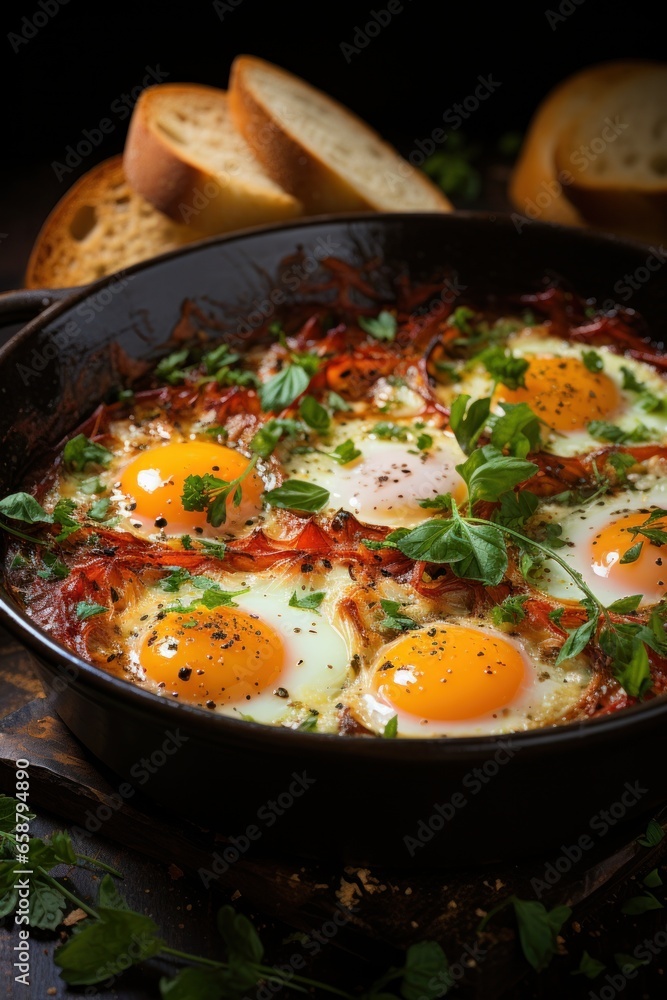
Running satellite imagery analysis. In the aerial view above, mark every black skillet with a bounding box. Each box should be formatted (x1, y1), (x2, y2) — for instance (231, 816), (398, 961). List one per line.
(1, 213), (666, 869)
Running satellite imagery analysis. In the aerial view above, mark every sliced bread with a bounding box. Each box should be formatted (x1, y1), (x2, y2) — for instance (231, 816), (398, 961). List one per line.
(552, 62), (667, 243)
(229, 55), (451, 214)
(25, 156), (199, 289)
(123, 84), (303, 234)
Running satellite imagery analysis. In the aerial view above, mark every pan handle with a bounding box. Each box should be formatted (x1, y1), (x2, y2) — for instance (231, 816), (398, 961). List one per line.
(0, 287), (77, 328)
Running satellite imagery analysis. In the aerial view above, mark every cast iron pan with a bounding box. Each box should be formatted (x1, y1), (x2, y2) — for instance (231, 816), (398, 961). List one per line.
(1, 213), (666, 869)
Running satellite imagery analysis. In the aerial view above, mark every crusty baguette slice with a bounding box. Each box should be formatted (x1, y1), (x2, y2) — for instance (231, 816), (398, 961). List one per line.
(25, 156), (199, 289)
(510, 61), (650, 227)
(123, 84), (302, 234)
(552, 63), (667, 244)
(229, 55), (451, 214)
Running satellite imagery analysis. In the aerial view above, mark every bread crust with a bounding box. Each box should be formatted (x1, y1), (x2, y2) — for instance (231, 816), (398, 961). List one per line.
(229, 56), (451, 214)
(123, 83), (302, 234)
(510, 61), (651, 227)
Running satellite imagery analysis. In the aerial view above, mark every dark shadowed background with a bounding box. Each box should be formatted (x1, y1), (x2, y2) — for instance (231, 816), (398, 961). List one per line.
(0, 0), (663, 288)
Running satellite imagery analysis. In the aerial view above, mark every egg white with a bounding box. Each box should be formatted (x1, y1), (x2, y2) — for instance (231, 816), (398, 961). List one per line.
(531, 479), (667, 608)
(279, 416), (467, 527)
(121, 572), (352, 730)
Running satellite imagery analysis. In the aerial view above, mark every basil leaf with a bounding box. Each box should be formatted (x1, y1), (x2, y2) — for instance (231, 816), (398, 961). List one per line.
(607, 595), (643, 614)
(63, 434), (113, 472)
(490, 402), (542, 458)
(98, 874), (129, 910)
(638, 820), (664, 847)
(477, 346), (529, 390)
(401, 940), (450, 999)
(457, 449), (538, 505)
(37, 550), (69, 580)
(260, 365), (310, 411)
(494, 490), (539, 529)
(621, 893), (663, 915)
(588, 421), (651, 444)
(417, 433), (433, 451)
(28, 881), (66, 931)
(555, 614), (598, 665)
(264, 480), (330, 513)
(55, 908), (164, 985)
(358, 310), (397, 342)
(217, 904), (264, 963)
(0, 492), (52, 524)
(299, 395), (330, 433)
(88, 497), (111, 522)
(289, 591), (325, 612)
(620, 366), (645, 393)
(397, 517), (508, 585)
(512, 898), (571, 972)
(327, 390), (351, 412)
(329, 439), (361, 465)
(616, 637), (652, 699)
(572, 950), (605, 979)
(620, 541), (643, 564)
(159, 567), (192, 592)
(250, 418), (304, 458)
(449, 394), (490, 454)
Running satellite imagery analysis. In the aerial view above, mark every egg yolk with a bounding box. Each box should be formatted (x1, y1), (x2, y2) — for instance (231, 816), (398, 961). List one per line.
(590, 509), (667, 603)
(139, 607), (285, 706)
(372, 624), (528, 721)
(120, 441), (263, 538)
(494, 356), (620, 432)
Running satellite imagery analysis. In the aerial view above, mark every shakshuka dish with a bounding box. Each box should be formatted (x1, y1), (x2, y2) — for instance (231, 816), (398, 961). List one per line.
(3, 264), (667, 738)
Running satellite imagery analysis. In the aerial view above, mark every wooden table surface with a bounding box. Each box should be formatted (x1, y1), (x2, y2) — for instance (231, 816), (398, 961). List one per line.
(2, 164), (667, 1000)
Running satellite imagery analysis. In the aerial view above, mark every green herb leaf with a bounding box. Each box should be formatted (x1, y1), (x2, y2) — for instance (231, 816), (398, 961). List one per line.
(457, 447), (538, 506)
(494, 490), (539, 529)
(643, 868), (663, 888)
(264, 480), (330, 513)
(297, 712), (319, 732)
(76, 601), (108, 620)
(98, 874), (129, 910)
(55, 908), (164, 985)
(217, 904), (264, 963)
(638, 819), (665, 847)
(28, 882), (66, 930)
(289, 591), (325, 612)
(572, 950), (605, 979)
(52, 498), (79, 540)
(491, 594), (529, 626)
(155, 348), (191, 385)
(250, 418), (304, 458)
(299, 395), (330, 433)
(614, 952), (650, 971)
(449, 394), (490, 454)
(582, 351), (604, 373)
(63, 434), (113, 472)
(477, 346), (529, 390)
(87, 497), (111, 522)
(606, 452), (637, 482)
(359, 310), (397, 342)
(607, 595), (643, 614)
(490, 402), (542, 458)
(512, 898), (572, 972)
(159, 567), (193, 592)
(620, 366), (645, 393)
(398, 514), (508, 585)
(327, 390), (351, 412)
(555, 613), (598, 665)
(379, 599), (418, 631)
(621, 893), (664, 915)
(372, 421), (409, 441)
(329, 439), (361, 465)
(449, 306), (476, 335)
(382, 715), (398, 739)
(0, 492), (52, 524)
(588, 421), (651, 444)
(418, 494), (453, 510)
(260, 364), (310, 412)
(400, 940), (450, 999)
(37, 550), (70, 580)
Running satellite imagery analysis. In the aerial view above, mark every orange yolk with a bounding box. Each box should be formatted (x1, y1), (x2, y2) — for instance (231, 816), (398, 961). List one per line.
(372, 624), (527, 722)
(120, 441), (263, 538)
(494, 355), (621, 432)
(139, 607), (284, 707)
(590, 510), (667, 603)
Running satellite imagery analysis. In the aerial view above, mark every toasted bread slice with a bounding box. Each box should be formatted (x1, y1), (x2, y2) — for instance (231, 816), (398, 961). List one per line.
(25, 156), (199, 289)
(229, 55), (451, 214)
(552, 63), (667, 243)
(510, 61), (649, 227)
(123, 84), (302, 234)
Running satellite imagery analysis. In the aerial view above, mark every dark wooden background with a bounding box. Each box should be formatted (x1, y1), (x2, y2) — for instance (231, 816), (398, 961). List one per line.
(2, 1), (667, 996)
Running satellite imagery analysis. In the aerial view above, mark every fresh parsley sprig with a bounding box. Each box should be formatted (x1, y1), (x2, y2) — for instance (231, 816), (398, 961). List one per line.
(181, 455), (259, 528)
